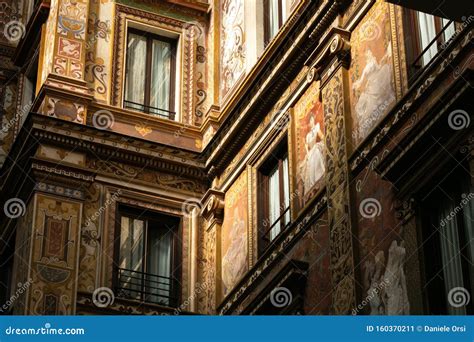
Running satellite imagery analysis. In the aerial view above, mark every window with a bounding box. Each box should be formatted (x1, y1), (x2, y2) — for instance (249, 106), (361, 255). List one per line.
(264, 0), (284, 46)
(258, 140), (291, 254)
(124, 29), (177, 120)
(115, 207), (181, 307)
(0, 232), (15, 315)
(404, 10), (455, 81)
(420, 162), (473, 314)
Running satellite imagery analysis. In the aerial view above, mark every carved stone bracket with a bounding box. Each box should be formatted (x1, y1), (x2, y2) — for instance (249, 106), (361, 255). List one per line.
(306, 27), (351, 88)
(201, 188), (225, 227)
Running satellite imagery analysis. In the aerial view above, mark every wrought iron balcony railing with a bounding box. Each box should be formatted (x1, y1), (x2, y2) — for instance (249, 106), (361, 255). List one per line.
(409, 20), (455, 84)
(123, 100), (176, 121)
(261, 206), (291, 252)
(115, 267), (179, 308)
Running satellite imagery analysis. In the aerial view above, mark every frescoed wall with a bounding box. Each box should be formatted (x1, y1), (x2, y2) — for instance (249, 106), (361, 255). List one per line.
(221, 170), (248, 298)
(349, 0), (396, 147)
(293, 80), (326, 212)
(220, 0), (245, 99)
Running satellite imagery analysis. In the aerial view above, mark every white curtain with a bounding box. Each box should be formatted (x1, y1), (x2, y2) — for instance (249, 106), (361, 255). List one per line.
(147, 228), (172, 305)
(417, 12), (438, 66)
(150, 40), (172, 113)
(442, 18), (456, 43)
(282, 156), (290, 226)
(267, 0), (280, 41)
(461, 180), (474, 305)
(119, 216), (144, 298)
(124, 33), (146, 110)
(438, 199), (466, 315)
(269, 166), (281, 241)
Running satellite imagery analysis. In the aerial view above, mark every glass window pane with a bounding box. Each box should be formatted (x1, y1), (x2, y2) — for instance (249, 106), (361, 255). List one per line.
(269, 165), (281, 240)
(417, 12), (438, 66)
(146, 226), (172, 305)
(442, 18), (456, 43)
(267, 0), (280, 41)
(150, 39), (172, 114)
(124, 33), (147, 109)
(119, 216), (144, 299)
(282, 155), (290, 226)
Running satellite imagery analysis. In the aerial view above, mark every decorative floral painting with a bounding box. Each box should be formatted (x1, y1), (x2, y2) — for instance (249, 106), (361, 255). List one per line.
(221, 170), (248, 297)
(293, 80), (326, 211)
(349, 0), (396, 147)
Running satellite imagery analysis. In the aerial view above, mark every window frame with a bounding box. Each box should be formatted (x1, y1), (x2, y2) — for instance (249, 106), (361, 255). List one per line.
(263, 0), (284, 46)
(403, 10), (455, 82)
(124, 28), (177, 119)
(257, 139), (290, 255)
(113, 205), (182, 307)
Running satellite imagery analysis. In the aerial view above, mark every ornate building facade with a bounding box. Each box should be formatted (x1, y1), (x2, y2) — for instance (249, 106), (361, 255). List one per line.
(0, 0), (472, 315)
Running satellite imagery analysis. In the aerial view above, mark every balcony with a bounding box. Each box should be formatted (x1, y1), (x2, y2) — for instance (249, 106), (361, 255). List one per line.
(115, 268), (179, 308)
(260, 206), (291, 253)
(123, 101), (176, 121)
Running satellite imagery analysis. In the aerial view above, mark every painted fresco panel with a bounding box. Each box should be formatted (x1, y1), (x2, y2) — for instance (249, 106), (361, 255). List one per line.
(293, 80), (326, 212)
(221, 170), (248, 297)
(349, 0), (396, 147)
(221, 0), (245, 98)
